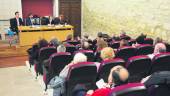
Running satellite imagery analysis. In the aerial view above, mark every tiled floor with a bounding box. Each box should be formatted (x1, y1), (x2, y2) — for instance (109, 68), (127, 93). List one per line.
(0, 66), (43, 96)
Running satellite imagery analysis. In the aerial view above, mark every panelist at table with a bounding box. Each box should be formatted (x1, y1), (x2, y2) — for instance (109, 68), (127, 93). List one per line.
(26, 13), (34, 26)
(52, 14), (68, 25)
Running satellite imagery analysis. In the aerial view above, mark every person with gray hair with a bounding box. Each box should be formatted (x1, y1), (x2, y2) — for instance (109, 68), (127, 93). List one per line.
(59, 52), (87, 78)
(48, 53), (87, 96)
(57, 44), (66, 53)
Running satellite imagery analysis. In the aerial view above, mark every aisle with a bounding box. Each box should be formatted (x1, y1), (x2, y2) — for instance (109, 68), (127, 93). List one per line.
(0, 66), (43, 96)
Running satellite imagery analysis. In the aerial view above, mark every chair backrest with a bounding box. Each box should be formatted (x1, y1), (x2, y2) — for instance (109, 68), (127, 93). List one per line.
(38, 47), (57, 62)
(148, 84), (170, 96)
(136, 44), (154, 55)
(98, 58), (125, 82)
(126, 55), (152, 82)
(67, 40), (80, 46)
(128, 39), (136, 46)
(144, 38), (153, 45)
(49, 52), (72, 76)
(110, 41), (120, 49)
(75, 50), (95, 62)
(150, 53), (170, 74)
(109, 83), (148, 96)
(66, 62), (97, 95)
(65, 44), (77, 54)
(116, 46), (136, 61)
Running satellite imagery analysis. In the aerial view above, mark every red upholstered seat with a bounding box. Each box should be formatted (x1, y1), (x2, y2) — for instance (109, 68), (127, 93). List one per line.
(109, 83), (148, 96)
(126, 55), (151, 82)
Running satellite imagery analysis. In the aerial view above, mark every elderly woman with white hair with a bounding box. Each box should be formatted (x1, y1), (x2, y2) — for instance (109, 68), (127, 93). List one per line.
(59, 52), (87, 78)
(48, 53), (87, 96)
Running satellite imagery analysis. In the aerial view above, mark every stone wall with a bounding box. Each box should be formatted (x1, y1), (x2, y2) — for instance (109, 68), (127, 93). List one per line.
(82, 0), (170, 42)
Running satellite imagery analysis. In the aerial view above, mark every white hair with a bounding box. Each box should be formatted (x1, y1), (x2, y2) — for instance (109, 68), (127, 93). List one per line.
(73, 53), (87, 64)
(57, 45), (66, 53)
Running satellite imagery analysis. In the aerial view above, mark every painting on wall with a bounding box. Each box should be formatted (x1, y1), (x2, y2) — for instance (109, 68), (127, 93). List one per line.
(82, 0), (170, 42)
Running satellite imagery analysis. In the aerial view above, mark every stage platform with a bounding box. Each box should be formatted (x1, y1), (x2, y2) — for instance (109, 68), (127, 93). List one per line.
(0, 40), (29, 58)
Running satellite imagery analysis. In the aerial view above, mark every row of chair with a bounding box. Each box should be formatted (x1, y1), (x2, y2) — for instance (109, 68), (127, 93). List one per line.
(39, 51), (170, 95)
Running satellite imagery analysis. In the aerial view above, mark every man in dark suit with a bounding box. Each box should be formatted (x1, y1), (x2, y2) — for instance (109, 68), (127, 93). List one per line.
(10, 11), (23, 35)
(26, 13), (34, 26)
(52, 14), (68, 25)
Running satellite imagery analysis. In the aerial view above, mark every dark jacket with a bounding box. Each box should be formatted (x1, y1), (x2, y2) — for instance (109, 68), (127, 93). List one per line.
(10, 18), (23, 34)
(26, 18), (33, 26)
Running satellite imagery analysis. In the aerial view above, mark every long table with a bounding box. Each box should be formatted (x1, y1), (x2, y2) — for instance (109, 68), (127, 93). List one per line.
(18, 25), (74, 46)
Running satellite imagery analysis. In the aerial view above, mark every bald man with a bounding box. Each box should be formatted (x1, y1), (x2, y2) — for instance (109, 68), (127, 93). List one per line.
(86, 65), (129, 96)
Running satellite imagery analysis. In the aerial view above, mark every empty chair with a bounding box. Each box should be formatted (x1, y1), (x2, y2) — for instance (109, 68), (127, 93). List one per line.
(150, 53), (170, 74)
(43, 52), (72, 88)
(75, 50), (95, 62)
(126, 55), (152, 82)
(136, 44), (154, 55)
(109, 83), (148, 96)
(98, 58), (125, 82)
(116, 46), (136, 61)
(67, 40), (80, 46)
(144, 38), (153, 45)
(35, 47), (57, 75)
(110, 41), (120, 49)
(65, 44), (77, 54)
(65, 62), (98, 96)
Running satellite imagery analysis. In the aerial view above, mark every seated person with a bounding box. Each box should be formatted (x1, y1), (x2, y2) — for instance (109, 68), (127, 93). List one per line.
(81, 41), (90, 50)
(96, 33), (108, 51)
(86, 65), (129, 96)
(100, 47), (115, 61)
(59, 52), (87, 78)
(57, 44), (66, 53)
(48, 53), (88, 96)
(148, 38), (166, 59)
(49, 37), (60, 48)
(64, 34), (73, 42)
(119, 31), (131, 40)
(136, 33), (147, 44)
(119, 39), (129, 48)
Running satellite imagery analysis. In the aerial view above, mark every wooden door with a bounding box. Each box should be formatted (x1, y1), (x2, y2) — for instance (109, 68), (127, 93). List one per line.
(59, 0), (81, 37)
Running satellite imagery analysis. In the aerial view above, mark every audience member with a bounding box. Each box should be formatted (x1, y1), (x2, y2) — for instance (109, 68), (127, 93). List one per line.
(119, 39), (129, 48)
(81, 41), (90, 50)
(148, 38), (166, 59)
(86, 65), (129, 96)
(100, 47), (115, 60)
(49, 37), (60, 48)
(57, 44), (66, 53)
(136, 33), (147, 44)
(59, 53), (87, 78)
(119, 31), (131, 40)
(96, 32), (108, 50)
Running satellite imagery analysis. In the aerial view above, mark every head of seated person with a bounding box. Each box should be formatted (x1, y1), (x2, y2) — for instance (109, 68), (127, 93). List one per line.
(38, 38), (48, 48)
(57, 44), (66, 53)
(154, 42), (167, 54)
(71, 53), (87, 65)
(108, 65), (129, 87)
(97, 32), (103, 38)
(82, 41), (90, 50)
(154, 37), (163, 45)
(119, 39), (129, 48)
(100, 47), (115, 60)
(49, 37), (60, 47)
(97, 38), (108, 51)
